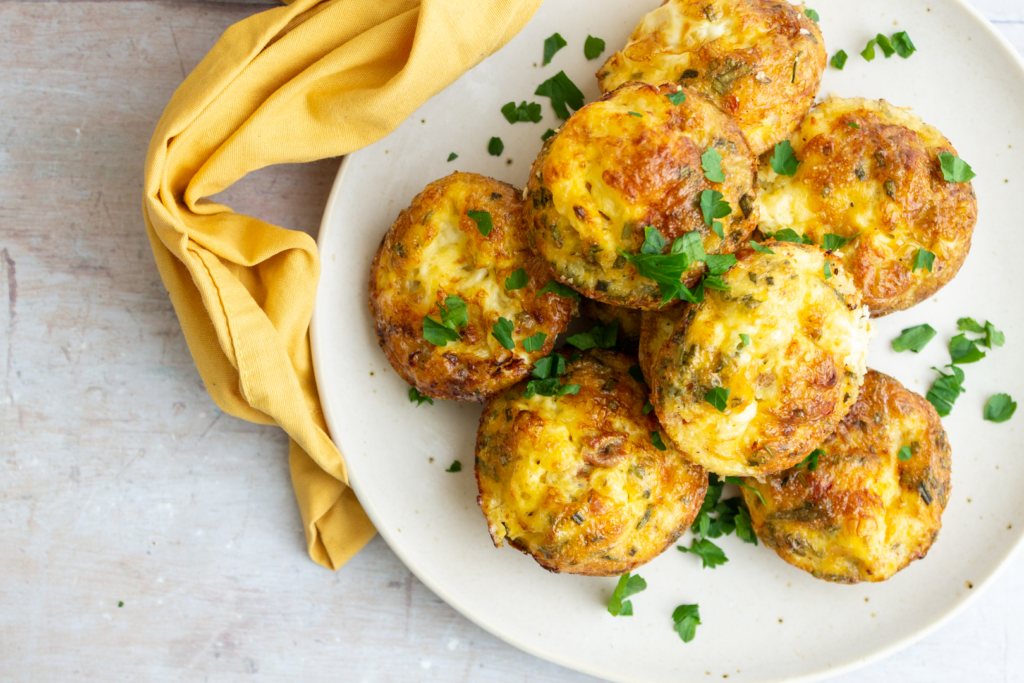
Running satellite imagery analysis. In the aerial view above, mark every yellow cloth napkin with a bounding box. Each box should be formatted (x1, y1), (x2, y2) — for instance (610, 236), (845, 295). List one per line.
(142, 0), (543, 569)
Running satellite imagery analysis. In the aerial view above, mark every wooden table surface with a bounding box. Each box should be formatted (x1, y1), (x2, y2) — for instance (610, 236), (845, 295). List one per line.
(2, 1), (1022, 681)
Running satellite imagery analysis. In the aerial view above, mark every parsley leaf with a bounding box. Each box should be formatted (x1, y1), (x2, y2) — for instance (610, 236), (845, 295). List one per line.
(608, 572), (646, 617)
(734, 505), (757, 545)
(804, 8), (819, 21)
(643, 401), (655, 416)
(651, 431), (668, 451)
(892, 31), (916, 58)
(861, 38), (877, 62)
(672, 604), (701, 643)
(557, 383), (581, 396)
(532, 354), (566, 380)
(831, 49), (848, 70)
(492, 317), (515, 350)
(957, 317), (985, 334)
(823, 261), (833, 280)
(445, 460), (462, 472)
(701, 148), (726, 183)
(679, 538), (728, 569)
(770, 140), (801, 176)
(847, 122), (860, 129)
(822, 233), (853, 251)
(628, 110), (643, 118)
(628, 364), (647, 385)
(761, 228), (812, 245)
(408, 387), (434, 406)
(422, 295), (468, 346)
(984, 321), (1006, 348)
(666, 89), (687, 106)
(447, 152), (458, 162)
(892, 324), (937, 353)
(797, 448), (822, 471)
(535, 71), (585, 120)
(542, 33), (567, 66)
(422, 316), (460, 346)
(641, 225), (667, 254)
(926, 365), (966, 417)
(522, 332), (547, 352)
(700, 189), (732, 239)
(584, 35), (606, 60)
(541, 128), (556, 141)
(897, 446), (912, 461)
(738, 333), (751, 348)
(537, 279), (580, 300)
(505, 268), (528, 291)
(704, 387), (730, 412)
(749, 241), (775, 255)
(725, 475), (766, 506)
(949, 333), (986, 364)
(468, 210), (493, 236)
(567, 320), (619, 350)
(501, 100), (543, 124)
(912, 248), (935, 272)
(985, 394), (1017, 423)
(875, 33), (896, 58)
(938, 152), (976, 182)
(488, 137), (504, 156)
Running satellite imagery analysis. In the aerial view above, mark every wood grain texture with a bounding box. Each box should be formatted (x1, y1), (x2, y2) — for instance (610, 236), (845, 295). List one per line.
(1, 2), (1022, 682)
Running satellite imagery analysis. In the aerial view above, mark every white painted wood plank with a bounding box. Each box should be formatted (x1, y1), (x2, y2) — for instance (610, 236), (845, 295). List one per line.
(0, 2), (1021, 683)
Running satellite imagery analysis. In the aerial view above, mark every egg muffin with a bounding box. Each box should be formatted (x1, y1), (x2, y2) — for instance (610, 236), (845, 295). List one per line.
(525, 82), (758, 310)
(369, 172), (576, 402)
(581, 298), (643, 351)
(757, 97), (978, 316)
(638, 305), (685, 383)
(597, 0), (826, 155)
(650, 242), (871, 477)
(475, 349), (708, 576)
(740, 370), (952, 583)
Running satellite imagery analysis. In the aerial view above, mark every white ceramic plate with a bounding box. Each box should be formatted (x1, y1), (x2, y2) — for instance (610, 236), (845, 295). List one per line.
(311, 1), (1024, 680)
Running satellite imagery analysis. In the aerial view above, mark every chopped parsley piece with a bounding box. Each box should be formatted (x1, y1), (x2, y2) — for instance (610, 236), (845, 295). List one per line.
(700, 189), (732, 240)
(445, 460), (462, 472)
(896, 446), (912, 461)
(701, 148), (726, 183)
(523, 353), (578, 398)
(892, 324), (937, 353)
(487, 137), (504, 156)
(505, 268), (528, 291)
(761, 228), (813, 245)
(541, 128), (556, 141)
(641, 224), (666, 254)
(447, 152), (458, 162)
(672, 604), (701, 643)
(628, 110), (643, 117)
(535, 71), (585, 120)
(738, 333), (751, 348)
(679, 538), (728, 569)
(823, 261), (833, 280)
(422, 295), (468, 346)
(691, 474), (755, 543)
(797, 448), (823, 471)
(926, 365), (966, 417)
(643, 401), (655, 416)
(958, 318), (1004, 349)
(492, 317), (515, 350)
(984, 394), (1017, 423)
(769, 140), (801, 176)
(532, 354), (566, 380)
(666, 89), (687, 106)
(628, 364), (647, 385)
(651, 431), (668, 451)
(537, 279), (581, 300)
(949, 333), (986, 364)
(875, 33), (896, 58)
(501, 100), (543, 124)
(938, 152), (976, 183)
(522, 331), (547, 352)
(847, 121), (860, 129)
(822, 233), (853, 251)
(118, 601), (124, 608)
(749, 241), (775, 255)
(608, 572), (647, 617)
(618, 232), (705, 305)
(734, 505), (757, 545)
(861, 38), (877, 62)
(911, 248), (935, 272)
(467, 210), (493, 236)
(557, 383), (582, 396)
(892, 31), (916, 58)
(567, 320), (619, 350)
(725, 475), (766, 506)
(408, 387), (434, 406)
(584, 35), (606, 60)
(804, 8), (819, 21)
(704, 387), (730, 412)
(958, 317), (985, 334)
(542, 32), (567, 66)
(831, 49), (848, 70)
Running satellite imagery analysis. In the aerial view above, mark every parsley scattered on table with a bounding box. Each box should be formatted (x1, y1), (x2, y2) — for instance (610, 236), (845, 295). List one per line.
(831, 50), (848, 70)
(892, 324), (937, 353)
(679, 538), (728, 569)
(608, 572), (647, 617)
(535, 71), (585, 120)
(949, 333), (986, 364)
(446, 460), (462, 472)
(541, 128), (556, 141)
(542, 33), (567, 66)
(926, 365), (966, 417)
(447, 152), (458, 162)
(501, 100), (542, 124)
(584, 35), (606, 60)
(892, 31), (916, 58)
(672, 604), (701, 643)
(487, 137), (504, 156)
(984, 394), (1017, 423)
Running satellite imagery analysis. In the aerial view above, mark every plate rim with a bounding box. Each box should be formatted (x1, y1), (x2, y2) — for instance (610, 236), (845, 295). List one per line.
(309, 1), (1024, 680)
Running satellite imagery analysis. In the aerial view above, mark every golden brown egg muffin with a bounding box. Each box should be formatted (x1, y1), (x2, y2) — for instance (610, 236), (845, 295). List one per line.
(581, 298), (643, 351)
(475, 349), (708, 576)
(525, 82), (758, 310)
(740, 370), (952, 583)
(757, 97), (978, 316)
(650, 242), (871, 477)
(369, 172), (576, 402)
(638, 305), (685, 383)
(597, 0), (826, 155)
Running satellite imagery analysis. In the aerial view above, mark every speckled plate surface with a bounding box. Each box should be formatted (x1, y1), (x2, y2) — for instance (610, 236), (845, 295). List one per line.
(311, 1), (1024, 681)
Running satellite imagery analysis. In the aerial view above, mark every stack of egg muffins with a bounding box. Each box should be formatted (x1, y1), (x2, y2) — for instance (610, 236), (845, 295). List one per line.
(369, 0), (973, 584)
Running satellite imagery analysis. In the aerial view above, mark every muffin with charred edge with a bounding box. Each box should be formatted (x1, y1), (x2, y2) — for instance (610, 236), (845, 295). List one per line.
(650, 242), (872, 477)
(638, 305), (685, 383)
(581, 298), (643, 352)
(475, 349), (708, 576)
(597, 0), (826, 155)
(740, 370), (952, 583)
(369, 172), (576, 402)
(525, 82), (758, 310)
(757, 97), (977, 316)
